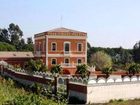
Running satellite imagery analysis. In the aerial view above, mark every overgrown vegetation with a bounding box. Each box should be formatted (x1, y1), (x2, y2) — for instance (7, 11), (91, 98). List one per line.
(87, 41), (140, 75)
(91, 51), (112, 70)
(0, 76), (67, 105)
(88, 46), (133, 66)
(0, 42), (16, 51)
(50, 65), (62, 75)
(127, 63), (140, 75)
(25, 59), (48, 72)
(76, 64), (89, 78)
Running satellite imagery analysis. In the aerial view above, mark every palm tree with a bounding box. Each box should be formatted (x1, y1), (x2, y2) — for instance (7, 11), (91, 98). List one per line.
(76, 64), (88, 78)
(102, 67), (113, 77)
(50, 65), (62, 75)
(128, 63), (140, 75)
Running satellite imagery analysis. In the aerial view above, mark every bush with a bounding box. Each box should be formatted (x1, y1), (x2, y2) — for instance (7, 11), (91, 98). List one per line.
(4, 94), (42, 105)
(76, 64), (89, 78)
(50, 65), (62, 75)
(127, 63), (140, 75)
(25, 59), (48, 72)
(0, 42), (16, 51)
(102, 67), (113, 77)
(91, 51), (112, 70)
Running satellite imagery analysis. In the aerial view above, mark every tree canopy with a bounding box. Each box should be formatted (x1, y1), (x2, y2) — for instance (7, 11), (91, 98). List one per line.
(76, 64), (89, 78)
(91, 51), (112, 70)
(133, 41), (140, 63)
(88, 46), (133, 66)
(25, 59), (47, 72)
(0, 23), (33, 51)
(0, 42), (16, 51)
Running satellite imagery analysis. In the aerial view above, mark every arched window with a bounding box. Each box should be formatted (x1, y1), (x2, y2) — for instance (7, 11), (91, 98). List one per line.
(51, 42), (57, 51)
(77, 43), (83, 51)
(77, 59), (82, 64)
(51, 58), (57, 65)
(64, 42), (70, 54)
(65, 58), (70, 66)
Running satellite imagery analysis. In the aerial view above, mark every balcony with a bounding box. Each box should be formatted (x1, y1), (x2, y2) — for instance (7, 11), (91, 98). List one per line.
(64, 51), (71, 56)
(61, 63), (78, 68)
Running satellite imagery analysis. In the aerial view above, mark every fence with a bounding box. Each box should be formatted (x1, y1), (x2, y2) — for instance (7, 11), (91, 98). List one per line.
(2, 64), (140, 104)
(0, 65), (69, 96)
(69, 76), (140, 103)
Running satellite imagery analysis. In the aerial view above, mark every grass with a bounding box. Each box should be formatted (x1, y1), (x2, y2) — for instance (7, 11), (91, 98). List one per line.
(2, 75), (140, 105)
(0, 76), (66, 105)
(92, 99), (140, 105)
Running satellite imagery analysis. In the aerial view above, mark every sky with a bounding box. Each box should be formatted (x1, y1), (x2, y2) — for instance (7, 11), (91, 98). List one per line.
(0, 0), (140, 49)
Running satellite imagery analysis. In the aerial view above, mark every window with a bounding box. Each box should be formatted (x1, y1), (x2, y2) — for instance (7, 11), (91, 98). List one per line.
(51, 58), (57, 65)
(64, 43), (70, 52)
(77, 59), (82, 64)
(77, 43), (82, 51)
(51, 42), (57, 51)
(65, 58), (70, 66)
(64, 42), (70, 54)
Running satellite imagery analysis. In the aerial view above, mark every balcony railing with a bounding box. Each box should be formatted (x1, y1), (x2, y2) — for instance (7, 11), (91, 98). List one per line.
(64, 51), (71, 54)
(49, 51), (85, 55)
(61, 63), (80, 68)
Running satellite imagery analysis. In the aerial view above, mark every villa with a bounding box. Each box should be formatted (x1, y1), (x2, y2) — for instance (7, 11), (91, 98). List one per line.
(0, 27), (87, 74)
(34, 27), (87, 74)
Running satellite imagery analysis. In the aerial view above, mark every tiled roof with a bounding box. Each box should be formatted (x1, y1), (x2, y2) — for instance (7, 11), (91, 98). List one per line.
(47, 27), (85, 33)
(0, 52), (34, 58)
(34, 27), (86, 37)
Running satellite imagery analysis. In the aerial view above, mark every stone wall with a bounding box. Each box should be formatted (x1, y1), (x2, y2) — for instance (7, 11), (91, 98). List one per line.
(2, 67), (54, 87)
(69, 76), (140, 103)
(3, 65), (140, 104)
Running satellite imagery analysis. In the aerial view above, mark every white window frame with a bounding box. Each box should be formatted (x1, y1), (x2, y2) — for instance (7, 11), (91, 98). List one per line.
(64, 41), (71, 53)
(64, 58), (70, 66)
(51, 58), (57, 65)
(51, 42), (57, 51)
(77, 43), (83, 52)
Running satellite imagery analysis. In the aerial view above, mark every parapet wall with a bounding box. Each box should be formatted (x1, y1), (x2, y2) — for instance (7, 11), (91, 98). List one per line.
(2, 67), (54, 86)
(2, 65), (140, 104)
(69, 76), (140, 103)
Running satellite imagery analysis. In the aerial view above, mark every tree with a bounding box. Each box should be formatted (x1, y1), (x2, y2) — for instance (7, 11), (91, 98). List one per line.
(91, 51), (112, 70)
(89, 46), (133, 65)
(18, 38), (26, 51)
(87, 42), (91, 64)
(0, 42), (16, 51)
(25, 59), (47, 72)
(0, 23), (34, 51)
(76, 64), (89, 78)
(102, 67), (113, 77)
(133, 41), (140, 63)
(50, 65), (62, 74)
(127, 63), (140, 75)
(0, 28), (10, 43)
(27, 37), (33, 44)
(23, 37), (34, 51)
(8, 23), (23, 50)
(22, 44), (34, 51)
